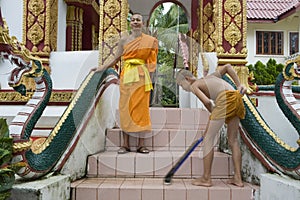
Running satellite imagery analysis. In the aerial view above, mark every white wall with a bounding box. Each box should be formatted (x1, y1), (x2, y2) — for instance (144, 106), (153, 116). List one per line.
(0, 0), (23, 42)
(49, 50), (99, 89)
(251, 94), (299, 148)
(247, 14), (300, 66)
(57, 0), (67, 51)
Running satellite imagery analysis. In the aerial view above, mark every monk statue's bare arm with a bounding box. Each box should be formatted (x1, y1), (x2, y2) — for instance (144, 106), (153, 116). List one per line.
(191, 82), (214, 112)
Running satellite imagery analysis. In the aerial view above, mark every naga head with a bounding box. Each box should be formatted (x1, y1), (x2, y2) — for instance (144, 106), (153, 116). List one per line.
(0, 11), (43, 95)
(7, 55), (43, 96)
(284, 54), (300, 81)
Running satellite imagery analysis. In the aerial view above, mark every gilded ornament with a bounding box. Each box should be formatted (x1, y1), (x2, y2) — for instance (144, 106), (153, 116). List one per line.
(113, 16), (121, 27)
(31, 138), (46, 154)
(104, 0), (120, 18)
(224, 22), (241, 47)
(216, 46), (225, 54)
(27, 13), (35, 27)
(203, 15), (208, 23)
(229, 47), (236, 54)
(104, 16), (112, 28)
(224, 13), (231, 28)
(205, 21), (215, 35)
(234, 14), (242, 28)
(204, 38), (215, 52)
(203, 3), (213, 17)
(28, 0), (45, 16)
(13, 139), (33, 153)
(104, 26), (119, 44)
(250, 97), (257, 107)
(27, 22), (44, 46)
(37, 14), (45, 28)
(203, 33), (208, 42)
(224, 0), (241, 17)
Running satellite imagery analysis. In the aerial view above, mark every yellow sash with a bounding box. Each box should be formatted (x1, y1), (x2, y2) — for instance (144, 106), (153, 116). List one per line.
(123, 58), (153, 91)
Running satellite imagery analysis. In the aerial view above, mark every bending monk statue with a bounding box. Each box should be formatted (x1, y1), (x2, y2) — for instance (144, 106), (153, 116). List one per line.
(176, 64), (247, 187)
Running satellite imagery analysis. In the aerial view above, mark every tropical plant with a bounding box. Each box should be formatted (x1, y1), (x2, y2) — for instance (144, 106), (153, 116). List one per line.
(247, 58), (284, 85)
(149, 3), (188, 106)
(0, 118), (14, 200)
(0, 118), (25, 200)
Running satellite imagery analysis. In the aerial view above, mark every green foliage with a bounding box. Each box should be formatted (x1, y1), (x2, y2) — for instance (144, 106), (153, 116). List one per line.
(247, 59), (284, 85)
(0, 119), (9, 139)
(0, 118), (14, 199)
(157, 50), (178, 106)
(149, 3), (188, 106)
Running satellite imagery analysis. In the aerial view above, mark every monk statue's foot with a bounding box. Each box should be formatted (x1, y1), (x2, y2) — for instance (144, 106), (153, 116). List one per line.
(227, 178), (244, 187)
(192, 177), (212, 187)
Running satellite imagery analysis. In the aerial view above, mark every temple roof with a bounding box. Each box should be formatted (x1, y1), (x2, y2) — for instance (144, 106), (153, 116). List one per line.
(247, 0), (300, 22)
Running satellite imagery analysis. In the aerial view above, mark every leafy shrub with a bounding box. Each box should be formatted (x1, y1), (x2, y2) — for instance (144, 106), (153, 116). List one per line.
(247, 59), (284, 85)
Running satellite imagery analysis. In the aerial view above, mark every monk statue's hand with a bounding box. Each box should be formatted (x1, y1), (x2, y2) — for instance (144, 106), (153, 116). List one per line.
(91, 66), (105, 72)
(237, 85), (247, 95)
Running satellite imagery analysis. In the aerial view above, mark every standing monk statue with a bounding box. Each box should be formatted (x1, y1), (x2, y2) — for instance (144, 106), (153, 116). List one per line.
(95, 13), (158, 154)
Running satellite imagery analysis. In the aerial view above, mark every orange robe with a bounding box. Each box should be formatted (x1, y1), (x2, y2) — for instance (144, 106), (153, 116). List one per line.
(119, 33), (158, 132)
(210, 90), (245, 124)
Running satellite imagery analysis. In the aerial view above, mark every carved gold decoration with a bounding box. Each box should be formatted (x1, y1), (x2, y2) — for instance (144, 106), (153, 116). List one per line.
(223, 0), (242, 48)
(31, 138), (47, 154)
(0, 91), (75, 103)
(234, 65), (253, 93)
(204, 38), (215, 52)
(92, 25), (98, 50)
(203, 2), (213, 17)
(27, 0), (45, 48)
(218, 58), (247, 64)
(27, 13), (35, 27)
(234, 14), (242, 28)
(24, 0), (58, 57)
(104, 0), (120, 18)
(28, 0), (45, 16)
(250, 97), (257, 107)
(66, 5), (84, 51)
(27, 22), (44, 46)
(13, 139), (33, 153)
(285, 53), (300, 65)
(201, 2), (217, 52)
(99, 0), (128, 66)
(224, 0), (241, 17)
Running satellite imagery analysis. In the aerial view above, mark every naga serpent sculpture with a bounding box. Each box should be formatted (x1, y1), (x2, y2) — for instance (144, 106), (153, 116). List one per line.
(235, 59), (300, 180)
(0, 18), (119, 180)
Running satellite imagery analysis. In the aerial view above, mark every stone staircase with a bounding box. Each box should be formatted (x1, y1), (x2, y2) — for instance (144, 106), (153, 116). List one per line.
(70, 107), (259, 200)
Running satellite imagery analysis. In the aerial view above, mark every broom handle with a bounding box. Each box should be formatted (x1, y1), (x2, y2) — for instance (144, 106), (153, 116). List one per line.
(164, 136), (204, 181)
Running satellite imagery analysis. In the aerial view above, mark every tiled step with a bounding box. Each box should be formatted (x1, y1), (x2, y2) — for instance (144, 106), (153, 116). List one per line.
(115, 107), (209, 131)
(105, 128), (206, 151)
(71, 177), (258, 200)
(87, 150), (233, 179)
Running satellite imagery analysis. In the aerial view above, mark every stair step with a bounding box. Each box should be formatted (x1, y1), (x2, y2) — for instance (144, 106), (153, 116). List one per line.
(105, 128), (207, 151)
(114, 107), (209, 131)
(71, 177), (258, 200)
(87, 150), (233, 179)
